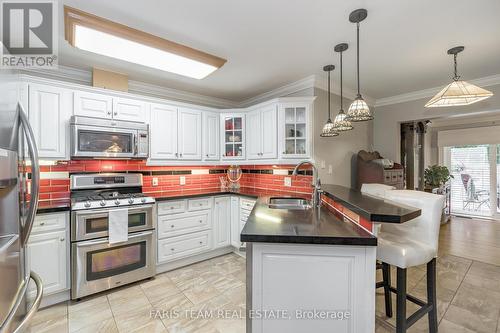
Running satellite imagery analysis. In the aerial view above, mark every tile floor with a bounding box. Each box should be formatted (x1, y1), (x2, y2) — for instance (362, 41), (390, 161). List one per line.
(29, 248), (500, 332)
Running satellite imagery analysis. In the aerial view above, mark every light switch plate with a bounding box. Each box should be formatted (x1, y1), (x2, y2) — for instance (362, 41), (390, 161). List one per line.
(328, 165), (333, 175)
(152, 177), (158, 186)
(320, 160), (326, 169)
(180, 176), (186, 185)
(284, 177), (292, 187)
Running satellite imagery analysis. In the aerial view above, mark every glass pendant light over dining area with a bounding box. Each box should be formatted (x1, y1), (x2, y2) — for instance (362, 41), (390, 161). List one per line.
(347, 9), (373, 122)
(425, 46), (493, 107)
(320, 65), (339, 137)
(333, 43), (353, 132)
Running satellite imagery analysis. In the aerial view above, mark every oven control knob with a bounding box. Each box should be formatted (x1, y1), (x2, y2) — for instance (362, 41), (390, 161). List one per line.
(84, 201), (91, 208)
(141, 198), (146, 203)
(114, 199), (120, 206)
(128, 198), (134, 204)
(100, 200), (106, 207)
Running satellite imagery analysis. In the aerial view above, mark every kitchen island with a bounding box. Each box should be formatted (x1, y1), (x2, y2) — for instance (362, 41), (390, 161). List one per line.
(241, 186), (421, 333)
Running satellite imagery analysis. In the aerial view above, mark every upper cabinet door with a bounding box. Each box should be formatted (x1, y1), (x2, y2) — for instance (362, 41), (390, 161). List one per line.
(260, 106), (278, 159)
(113, 97), (146, 122)
(279, 103), (312, 159)
(28, 84), (71, 159)
(74, 91), (113, 119)
(221, 113), (245, 160)
(178, 109), (202, 160)
(203, 112), (220, 161)
(150, 103), (178, 160)
(246, 109), (262, 160)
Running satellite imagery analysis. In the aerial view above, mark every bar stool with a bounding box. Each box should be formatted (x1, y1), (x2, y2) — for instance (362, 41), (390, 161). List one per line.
(376, 190), (445, 333)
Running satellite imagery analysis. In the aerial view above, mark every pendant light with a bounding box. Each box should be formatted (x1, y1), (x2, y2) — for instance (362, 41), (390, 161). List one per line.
(425, 46), (493, 107)
(320, 65), (339, 137)
(347, 9), (373, 122)
(333, 43), (353, 131)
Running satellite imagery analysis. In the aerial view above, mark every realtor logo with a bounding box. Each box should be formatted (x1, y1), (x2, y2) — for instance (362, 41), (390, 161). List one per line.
(1, 0), (58, 68)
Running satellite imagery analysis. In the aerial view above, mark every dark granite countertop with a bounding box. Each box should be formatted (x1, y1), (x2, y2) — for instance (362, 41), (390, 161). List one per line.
(321, 184), (421, 223)
(36, 199), (71, 214)
(151, 188), (307, 201)
(240, 196), (377, 246)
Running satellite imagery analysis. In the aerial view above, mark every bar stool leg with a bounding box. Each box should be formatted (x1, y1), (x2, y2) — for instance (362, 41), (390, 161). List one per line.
(427, 258), (438, 333)
(396, 267), (407, 333)
(382, 262), (393, 317)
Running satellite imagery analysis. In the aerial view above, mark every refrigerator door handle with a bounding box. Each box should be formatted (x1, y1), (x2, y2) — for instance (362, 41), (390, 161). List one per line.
(18, 103), (40, 247)
(0, 271), (44, 333)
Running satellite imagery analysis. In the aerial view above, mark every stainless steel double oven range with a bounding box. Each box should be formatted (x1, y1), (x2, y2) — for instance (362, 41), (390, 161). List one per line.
(70, 173), (156, 299)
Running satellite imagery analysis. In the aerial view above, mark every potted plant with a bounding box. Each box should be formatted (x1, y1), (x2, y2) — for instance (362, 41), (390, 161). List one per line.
(424, 165), (454, 193)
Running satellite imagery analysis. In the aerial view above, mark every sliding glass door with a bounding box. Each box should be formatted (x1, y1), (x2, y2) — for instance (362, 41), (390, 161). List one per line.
(445, 144), (498, 218)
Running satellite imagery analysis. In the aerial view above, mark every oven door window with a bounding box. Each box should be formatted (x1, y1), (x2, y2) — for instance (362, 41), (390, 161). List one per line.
(85, 212), (147, 233)
(86, 241), (146, 281)
(77, 130), (133, 154)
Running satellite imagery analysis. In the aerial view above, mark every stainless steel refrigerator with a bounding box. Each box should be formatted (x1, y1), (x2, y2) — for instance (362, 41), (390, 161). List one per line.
(0, 103), (43, 333)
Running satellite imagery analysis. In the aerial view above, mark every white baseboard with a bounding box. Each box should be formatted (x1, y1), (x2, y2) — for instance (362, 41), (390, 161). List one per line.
(37, 290), (71, 309)
(156, 247), (234, 274)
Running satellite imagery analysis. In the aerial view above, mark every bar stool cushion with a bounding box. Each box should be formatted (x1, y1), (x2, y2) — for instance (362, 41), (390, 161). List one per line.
(377, 190), (445, 269)
(361, 183), (395, 199)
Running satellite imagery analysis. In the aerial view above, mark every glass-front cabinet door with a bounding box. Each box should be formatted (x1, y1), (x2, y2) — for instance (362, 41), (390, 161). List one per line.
(221, 113), (245, 160)
(279, 103), (311, 159)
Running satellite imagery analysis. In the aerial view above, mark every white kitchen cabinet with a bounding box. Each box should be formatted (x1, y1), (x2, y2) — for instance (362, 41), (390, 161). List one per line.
(28, 83), (72, 159)
(27, 212), (69, 298)
(230, 196), (240, 248)
(203, 112), (220, 160)
(221, 113), (245, 160)
(178, 109), (202, 160)
(113, 97), (146, 122)
(74, 91), (146, 122)
(279, 102), (312, 159)
(150, 103), (178, 160)
(158, 230), (212, 263)
(74, 91), (113, 119)
(213, 196), (231, 248)
(247, 106), (277, 160)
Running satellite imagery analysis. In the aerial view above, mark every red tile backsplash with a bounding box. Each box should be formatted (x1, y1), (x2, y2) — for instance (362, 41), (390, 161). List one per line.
(36, 161), (313, 201)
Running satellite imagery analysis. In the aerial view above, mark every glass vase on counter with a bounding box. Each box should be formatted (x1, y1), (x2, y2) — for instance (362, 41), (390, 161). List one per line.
(227, 165), (242, 190)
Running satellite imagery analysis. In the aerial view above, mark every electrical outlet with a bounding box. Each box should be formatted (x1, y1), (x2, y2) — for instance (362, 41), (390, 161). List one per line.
(320, 160), (326, 169)
(180, 176), (186, 185)
(284, 177), (292, 187)
(152, 177), (159, 187)
(328, 165), (333, 175)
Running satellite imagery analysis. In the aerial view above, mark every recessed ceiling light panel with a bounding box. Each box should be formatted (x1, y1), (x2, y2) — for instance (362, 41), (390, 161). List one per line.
(65, 6), (226, 79)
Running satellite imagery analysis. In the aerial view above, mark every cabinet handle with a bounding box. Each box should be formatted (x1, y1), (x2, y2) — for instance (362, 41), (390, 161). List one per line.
(199, 241), (203, 245)
(175, 152), (178, 157)
(60, 237), (65, 241)
(107, 111), (112, 116)
(179, 153), (183, 157)
(170, 207), (174, 210)
(171, 225), (175, 228)
(171, 248), (175, 251)
(39, 222), (45, 226)
(199, 220), (203, 223)
(206, 154), (209, 157)
(114, 112), (118, 116)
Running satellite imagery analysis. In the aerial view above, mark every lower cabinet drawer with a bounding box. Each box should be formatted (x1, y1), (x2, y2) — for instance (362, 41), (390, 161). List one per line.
(32, 212), (67, 234)
(158, 230), (211, 263)
(188, 197), (212, 211)
(158, 200), (187, 215)
(158, 210), (211, 238)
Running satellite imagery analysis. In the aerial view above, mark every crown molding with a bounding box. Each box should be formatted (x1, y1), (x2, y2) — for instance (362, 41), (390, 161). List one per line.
(19, 65), (238, 108)
(237, 75), (316, 107)
(312, 74), (375, 106)
(374, 74), (500, 107)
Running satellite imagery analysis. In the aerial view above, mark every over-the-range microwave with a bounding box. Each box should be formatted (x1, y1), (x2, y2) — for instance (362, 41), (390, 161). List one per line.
(70, 116), (149, 159)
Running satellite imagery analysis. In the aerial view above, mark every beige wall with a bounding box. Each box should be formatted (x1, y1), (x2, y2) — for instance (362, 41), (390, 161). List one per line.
(373, 83), (500, 164)
(313, 87), (373, 187)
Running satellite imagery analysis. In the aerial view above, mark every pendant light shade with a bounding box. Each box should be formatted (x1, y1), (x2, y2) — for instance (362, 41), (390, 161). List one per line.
(347, 9), (373, 122)
(425, 46), (493, 107)
(320, 65), (339, 137)
(333, 43), (353, 131)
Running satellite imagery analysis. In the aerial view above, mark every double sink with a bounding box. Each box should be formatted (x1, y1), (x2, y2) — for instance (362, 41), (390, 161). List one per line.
(268, 197), (312, 210)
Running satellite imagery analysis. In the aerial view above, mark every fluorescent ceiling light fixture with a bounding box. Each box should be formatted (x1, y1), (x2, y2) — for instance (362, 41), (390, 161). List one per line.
(425, 46), (493, 107)
(64, 6), (226, 79)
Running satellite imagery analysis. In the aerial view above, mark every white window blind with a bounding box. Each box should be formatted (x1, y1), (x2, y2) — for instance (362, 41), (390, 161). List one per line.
(449, 145), (491, 216)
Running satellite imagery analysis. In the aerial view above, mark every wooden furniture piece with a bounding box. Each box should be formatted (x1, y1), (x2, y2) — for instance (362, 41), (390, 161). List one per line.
(356, 150), (404, 189)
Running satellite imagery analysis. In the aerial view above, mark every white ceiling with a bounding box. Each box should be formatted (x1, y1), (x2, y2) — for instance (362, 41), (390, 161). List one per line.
(59, 0), (500, 102)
